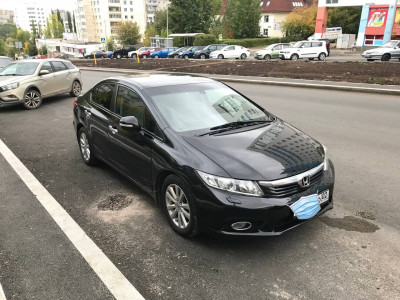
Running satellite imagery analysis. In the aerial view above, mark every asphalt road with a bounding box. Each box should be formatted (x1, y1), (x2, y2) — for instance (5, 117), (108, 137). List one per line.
(1, 70), (399, 300)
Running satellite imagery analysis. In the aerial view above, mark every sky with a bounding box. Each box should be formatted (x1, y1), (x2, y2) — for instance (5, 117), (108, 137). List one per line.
(0, 0), (76, 12)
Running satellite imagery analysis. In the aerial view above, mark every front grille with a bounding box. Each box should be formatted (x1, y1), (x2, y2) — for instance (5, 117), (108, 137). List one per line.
(261, 169), (324, 198)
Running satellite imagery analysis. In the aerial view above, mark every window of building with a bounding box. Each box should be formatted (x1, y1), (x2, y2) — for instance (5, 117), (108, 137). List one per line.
(264, 15), (269, 23)
(263, 29), (268, 36)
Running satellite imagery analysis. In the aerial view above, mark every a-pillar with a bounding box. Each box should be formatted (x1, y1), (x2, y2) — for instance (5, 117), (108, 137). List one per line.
(315, 6), (329, 39)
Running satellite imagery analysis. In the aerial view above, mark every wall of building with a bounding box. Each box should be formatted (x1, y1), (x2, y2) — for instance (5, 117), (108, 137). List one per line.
(13, 0), (51, 34)
(0, 10), (14, 24)
(259, 12), (288, 38)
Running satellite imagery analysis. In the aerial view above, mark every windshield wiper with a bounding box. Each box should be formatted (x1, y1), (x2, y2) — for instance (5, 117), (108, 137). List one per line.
(198, 119), (274, 136)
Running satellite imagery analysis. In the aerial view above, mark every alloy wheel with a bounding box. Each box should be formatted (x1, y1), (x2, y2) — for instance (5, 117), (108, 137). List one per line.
(165, 184), (191, 229)
(72, 81), (81, 96)
(200, 54), (206, 59)
(80, 132), (91, 162)
(24, 91), (41, 108)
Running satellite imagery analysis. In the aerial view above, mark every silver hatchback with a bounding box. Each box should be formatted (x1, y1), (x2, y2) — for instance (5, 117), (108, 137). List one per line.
(0, 59), (82, 109)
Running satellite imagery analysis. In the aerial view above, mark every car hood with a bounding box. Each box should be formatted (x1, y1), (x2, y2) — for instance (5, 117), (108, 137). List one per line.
(0, 75), (27, 85)
(183, 120), (324, 181)
(364, 47), (388, 54)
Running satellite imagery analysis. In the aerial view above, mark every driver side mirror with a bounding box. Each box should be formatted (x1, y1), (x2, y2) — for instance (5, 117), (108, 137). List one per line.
(39, 70), (49, 76)
(120, 116), (140, 130)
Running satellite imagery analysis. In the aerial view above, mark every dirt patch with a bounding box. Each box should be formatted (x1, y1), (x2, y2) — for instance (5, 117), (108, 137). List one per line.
(355, 210), (375, 220)
(97, 193), (132, 211)
(73, 58), (400, 85)
(319, 216), (379, 233)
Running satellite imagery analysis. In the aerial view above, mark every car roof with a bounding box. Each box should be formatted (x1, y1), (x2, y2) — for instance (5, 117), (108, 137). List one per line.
(105, 74), (216, 89)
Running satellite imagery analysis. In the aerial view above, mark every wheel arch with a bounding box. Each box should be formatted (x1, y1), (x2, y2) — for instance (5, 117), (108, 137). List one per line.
(24, 85), (41, 97)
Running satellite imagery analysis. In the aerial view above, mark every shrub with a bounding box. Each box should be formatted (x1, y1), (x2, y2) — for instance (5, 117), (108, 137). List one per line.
(194, 34), (217, 46)
(218, 38), (281, 48)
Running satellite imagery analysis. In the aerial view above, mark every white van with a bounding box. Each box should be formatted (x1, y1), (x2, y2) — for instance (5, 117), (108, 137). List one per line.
(279, 41), (328, 61)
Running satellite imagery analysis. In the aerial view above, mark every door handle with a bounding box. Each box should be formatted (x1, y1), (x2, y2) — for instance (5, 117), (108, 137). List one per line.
(84, 109), (91, 116)
(108, 125), (118, 134)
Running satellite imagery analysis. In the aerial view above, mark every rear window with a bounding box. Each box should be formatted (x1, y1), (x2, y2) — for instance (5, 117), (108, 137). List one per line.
(62, 61), (76, 69)
(51, 61), (68, 72)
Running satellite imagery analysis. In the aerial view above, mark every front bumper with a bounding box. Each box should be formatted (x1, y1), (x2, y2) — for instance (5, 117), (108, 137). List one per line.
(192, 160), (335, 236)
(362, 54), (381, 59)
(0, 90), (23, 107)
(279, 53), (292, 60)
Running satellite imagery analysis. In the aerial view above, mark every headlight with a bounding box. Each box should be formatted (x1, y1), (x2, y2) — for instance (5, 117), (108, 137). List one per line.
(197, 170), (263, 197)
(323, 145), (329, 171)
(0, 82), (19, 92)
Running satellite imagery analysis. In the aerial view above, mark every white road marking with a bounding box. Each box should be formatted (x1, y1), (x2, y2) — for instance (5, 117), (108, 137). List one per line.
(0, 139), (144, 300)
(0, 282), (6, 300)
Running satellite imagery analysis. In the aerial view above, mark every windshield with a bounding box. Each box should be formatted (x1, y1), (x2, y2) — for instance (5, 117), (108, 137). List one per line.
(292, 42), (303, 48)
(145, 82), (269, 133)
(264, 45), (275, 50)
(0, 62), (39, 76)
(381, 41), (398, 48)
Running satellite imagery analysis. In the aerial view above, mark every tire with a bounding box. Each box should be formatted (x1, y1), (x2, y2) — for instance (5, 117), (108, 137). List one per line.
(174, 54), (178, 59)
(154, 55), (159, 59)
(70, 80), (82, 97)
(381, 53), (390, 61)
(116, 54), (121, 59)
(367, 59), (375, 62)
(218, 54), (224, 59)
(264, 54), (271, 61)
(308, 58), (315, 61)
(161, 175), (199, 238)
(23, 89), (42, 109)
(184, 55), (189, 59)
(78, 127), (96, 166)
(318, 53), (326, 61)
(240, 53), (247, 60)
(200, 54), (206, 59)
(290, 54), (299, 61)
(142, 54), (147, 59)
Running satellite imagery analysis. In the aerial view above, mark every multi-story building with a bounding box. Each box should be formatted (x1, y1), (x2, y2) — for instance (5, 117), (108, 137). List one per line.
(156, 0), (170, 11)
(259, 0), (307, 37)
(0, 10), (14, 24)
(13, 0), (51, 34)
(74, 0), (147, 43)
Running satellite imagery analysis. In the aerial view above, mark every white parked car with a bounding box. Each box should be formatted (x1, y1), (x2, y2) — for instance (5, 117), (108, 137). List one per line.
(362, 40), (400, 62)
(279, 41), (328, 61)
(210, 45), (250, 59)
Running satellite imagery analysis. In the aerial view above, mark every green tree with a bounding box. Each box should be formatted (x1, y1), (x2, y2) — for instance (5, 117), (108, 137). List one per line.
(115, 21), (141, 45)
(73, 12), (77, 33)
(143, 24), (157, 46)
(16, 29), (31, 44)
(154, 9), (167, 34)
(327, 7), (362, 34)
(67, 11), (73, 33)
(0, 39), (6, 56)
(45, 14), (64, 38)
(212, 0), (223, 15)
(45, 18), (52, 38)
(40, 45), (48, 55)
(282, 5), (317, 41)
(56, 9), (65, 31)
(169, 0), (213, 33)
(0, 22), (17, 39)
(106, 37), (116, 51)
(225, 0), (261, 39)
(38, 23), (43, 38)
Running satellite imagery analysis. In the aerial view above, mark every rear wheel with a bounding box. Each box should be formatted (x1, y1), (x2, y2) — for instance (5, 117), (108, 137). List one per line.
(240, 53), (247, 60)
(184, 55), (189, 59)
(218, 54), (224, 59)
(381, 53), (390, 61)
(200, 54), (206, 59)
(174, 54), (178, 58)
(142, 54), (147, 59)
(290, 54), (299, 61)
(264, 54), (271, 61)
(70, 81), (81, 97)
(318, 53), (326, 61)
(23, 89), (42, 110)
(116, 54), (121, 59)
(154, 55), (159, 59)
(162, 175), (199, 238)
(78, 127), (96, 166)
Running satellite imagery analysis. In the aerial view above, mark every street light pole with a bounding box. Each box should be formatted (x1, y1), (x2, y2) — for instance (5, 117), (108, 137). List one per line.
(166, 4), (169, 44)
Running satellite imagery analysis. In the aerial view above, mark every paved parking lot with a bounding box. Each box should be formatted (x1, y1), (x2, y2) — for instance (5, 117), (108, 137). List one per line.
(1, 70), (400, 299)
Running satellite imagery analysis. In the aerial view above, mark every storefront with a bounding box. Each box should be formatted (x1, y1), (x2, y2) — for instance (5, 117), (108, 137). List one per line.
(316, 0), (400, 46)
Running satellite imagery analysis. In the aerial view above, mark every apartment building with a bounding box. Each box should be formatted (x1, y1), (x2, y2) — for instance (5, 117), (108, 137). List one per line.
(0, 10), (14, 24)
(13, 0), (51, 34)
(74, 0), (147, 42)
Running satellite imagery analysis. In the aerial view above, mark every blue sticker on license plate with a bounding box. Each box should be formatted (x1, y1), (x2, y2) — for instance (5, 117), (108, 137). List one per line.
(290, 195), (321, 220)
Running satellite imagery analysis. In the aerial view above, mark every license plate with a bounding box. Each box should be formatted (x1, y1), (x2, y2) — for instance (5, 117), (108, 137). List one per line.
(318, 189), (329, 204)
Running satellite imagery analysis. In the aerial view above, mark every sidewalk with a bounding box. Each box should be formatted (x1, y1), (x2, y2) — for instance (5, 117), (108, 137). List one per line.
(0, 154), (114, 300)
(79, 66), (400, 96)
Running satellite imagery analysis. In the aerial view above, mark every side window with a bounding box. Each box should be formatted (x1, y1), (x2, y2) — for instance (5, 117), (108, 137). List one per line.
(226, 46), (234, 51)
(274, 45), (282, 50)
(40, 62), (53, 73)
(282, 44), (290, 49)
(302, 42), (312, 48)
(51, 61), (68, 72)
(312, 42), (323, 47)
(91, 83), (114, 111)
(115, 86), (145, 125)
(62, 61), (75, 69)
(209, 46), (216, 51)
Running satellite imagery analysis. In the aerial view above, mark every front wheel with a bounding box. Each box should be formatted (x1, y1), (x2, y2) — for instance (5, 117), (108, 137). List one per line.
(264, 54), (271, 61)
(162, 175), (199, 238)
(116, 54), (121, 59)
(381, 54), (390, 61)
(78, 127), (96, 166)
(200, 54), (206, 59)
(218, 54), (224, 59)
(142, 54), (147, 59)
(23, 89), (42, 109)
(154, 55), (159, 59)
(70, 81), (82, 97)
(318, 53), (326, 61)
(184, 55), (189, 59)
(240, 53), (247, 60)
(290, 54), (299, 61)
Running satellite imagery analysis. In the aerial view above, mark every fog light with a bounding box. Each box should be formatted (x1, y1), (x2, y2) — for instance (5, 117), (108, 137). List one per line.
(231, 221), (252, 231)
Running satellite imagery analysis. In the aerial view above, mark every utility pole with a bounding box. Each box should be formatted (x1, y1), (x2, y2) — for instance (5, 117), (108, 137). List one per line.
(166, 3), (169, 43)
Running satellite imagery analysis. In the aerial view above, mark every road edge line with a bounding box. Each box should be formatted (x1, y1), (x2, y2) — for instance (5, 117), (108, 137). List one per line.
(0, 282), (6, 300)
(0, 139), (144, 300)
(78, 67), (400, 96)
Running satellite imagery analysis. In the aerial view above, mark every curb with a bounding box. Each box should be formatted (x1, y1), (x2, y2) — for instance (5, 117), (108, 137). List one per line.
(78, 67), (400, 96)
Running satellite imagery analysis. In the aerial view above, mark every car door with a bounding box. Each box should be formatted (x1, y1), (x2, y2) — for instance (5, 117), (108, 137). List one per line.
(300, 42), (313, 58)
(37, 62), (57, 97)
(271, 45), (282, 58)
(87, 82), (116, 161)
(223, 46), (235, 58)
(108, 84), (154, 190)
(393, 42), (400, 59)
(50, 61), (71, 93)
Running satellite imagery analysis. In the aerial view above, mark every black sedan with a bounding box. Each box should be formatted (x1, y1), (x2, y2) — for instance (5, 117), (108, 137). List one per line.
(84, 50), (106, 59)
(73, 75), (334, 237)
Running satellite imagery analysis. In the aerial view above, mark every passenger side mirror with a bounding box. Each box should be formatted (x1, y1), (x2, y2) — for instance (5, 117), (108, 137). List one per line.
(120, 116), (140, 130)
(39, 70), (49, 76)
